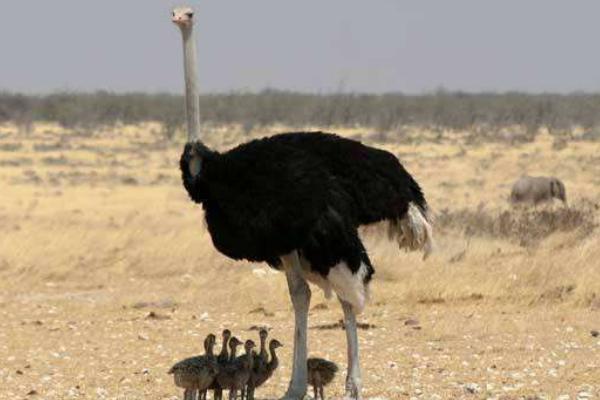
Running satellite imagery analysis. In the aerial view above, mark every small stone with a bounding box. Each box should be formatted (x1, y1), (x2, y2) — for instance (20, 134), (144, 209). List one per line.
(27, 390), (38, 396)
(404, 319), (420, 326)
(464, 383), (480, 394)
(145, 311), (170, 320)
(137, 333), (149, 341)
(590, 330), (599, 337)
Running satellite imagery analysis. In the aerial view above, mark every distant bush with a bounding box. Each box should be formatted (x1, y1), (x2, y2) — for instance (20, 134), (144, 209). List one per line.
(2, 90), (600, 137)
(436, 201), (598, 246)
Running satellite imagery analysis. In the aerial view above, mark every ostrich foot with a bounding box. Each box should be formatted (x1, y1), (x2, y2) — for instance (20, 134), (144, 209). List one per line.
(344, 377), (362, 400)
(278, 373), (308, 399)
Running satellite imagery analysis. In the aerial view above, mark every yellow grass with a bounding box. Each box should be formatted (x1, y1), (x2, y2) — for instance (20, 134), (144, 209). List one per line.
(0, 122), (599, 399)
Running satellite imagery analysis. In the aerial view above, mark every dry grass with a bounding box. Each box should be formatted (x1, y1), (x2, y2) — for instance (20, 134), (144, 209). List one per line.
(0, 122), (599, 399)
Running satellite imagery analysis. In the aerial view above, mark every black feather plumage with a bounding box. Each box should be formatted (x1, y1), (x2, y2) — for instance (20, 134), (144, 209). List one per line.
(180, 131), (428, 281)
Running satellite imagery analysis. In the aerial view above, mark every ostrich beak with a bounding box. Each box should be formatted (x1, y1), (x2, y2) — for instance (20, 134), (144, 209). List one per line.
(171, 16), (189, 26)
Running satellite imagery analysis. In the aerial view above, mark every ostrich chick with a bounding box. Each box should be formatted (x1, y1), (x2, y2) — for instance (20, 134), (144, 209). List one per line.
(217, 339), (256, 400)
(307, 358), (339, 400)
(169, 333), (219, 400)
(247, 328), (269, 400)
(214, 337), (243, 399)
(248, 338), (283, 400)
(210, 329), (232, 400)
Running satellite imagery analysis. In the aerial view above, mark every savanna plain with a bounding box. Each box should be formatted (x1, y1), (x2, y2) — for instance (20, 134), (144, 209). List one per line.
(0, 122), (599, 399)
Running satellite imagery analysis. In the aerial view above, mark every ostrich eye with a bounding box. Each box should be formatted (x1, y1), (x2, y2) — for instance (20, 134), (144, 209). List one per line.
(186, 12), (194, 18)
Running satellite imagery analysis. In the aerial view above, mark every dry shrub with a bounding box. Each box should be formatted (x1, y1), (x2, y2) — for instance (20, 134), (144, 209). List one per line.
(33, 141), (69, 152)
(0, 157), (32, 167)
(580, 129), (600, 141)
(0, 142), (22, 151)
(436, 200), (598, 245)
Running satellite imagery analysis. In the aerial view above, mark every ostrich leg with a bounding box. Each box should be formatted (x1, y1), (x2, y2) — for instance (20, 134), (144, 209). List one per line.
(183, 389), (197, 400)
(341, 300), (362, 400)
(280, 251), (311, 400)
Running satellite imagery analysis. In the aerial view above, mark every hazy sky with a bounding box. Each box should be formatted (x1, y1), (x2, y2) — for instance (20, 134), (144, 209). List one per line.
(2, 1), (600, 94)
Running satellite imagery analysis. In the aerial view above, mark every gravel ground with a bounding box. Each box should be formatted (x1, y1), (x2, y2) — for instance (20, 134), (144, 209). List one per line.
(1, 284), (599, 400)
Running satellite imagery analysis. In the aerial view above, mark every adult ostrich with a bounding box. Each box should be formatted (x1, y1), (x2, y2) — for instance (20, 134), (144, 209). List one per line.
(171, 7), (433, 400)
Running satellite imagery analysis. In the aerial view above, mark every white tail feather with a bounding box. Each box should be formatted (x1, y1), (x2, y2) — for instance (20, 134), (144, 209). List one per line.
(388, 202), (434, 259)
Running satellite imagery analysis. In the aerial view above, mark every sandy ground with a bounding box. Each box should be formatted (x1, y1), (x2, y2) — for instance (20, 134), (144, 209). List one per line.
(0, 122), (599, 399)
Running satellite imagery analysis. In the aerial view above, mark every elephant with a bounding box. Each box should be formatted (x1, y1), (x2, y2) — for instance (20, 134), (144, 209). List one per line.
(510, 175), (567, 205)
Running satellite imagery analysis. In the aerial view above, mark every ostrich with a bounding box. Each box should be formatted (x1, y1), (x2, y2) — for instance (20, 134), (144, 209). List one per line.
(249, 338), (283, 399)
(211, 329), (232, 400)
(247, 329), (272, 400)
(215, 336), (243, 399)
(247, 329), (268, 400)
(218, 329), (232, 364)
(257, 329), (269, 362)
(171, 6), (433, 400)
(307, 357), (339, 400)
(169, 333), (219, 400)
(216, 339), (256, 400)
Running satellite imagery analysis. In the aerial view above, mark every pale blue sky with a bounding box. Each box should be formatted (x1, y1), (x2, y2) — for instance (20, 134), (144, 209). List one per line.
(2, 1), (599, 94)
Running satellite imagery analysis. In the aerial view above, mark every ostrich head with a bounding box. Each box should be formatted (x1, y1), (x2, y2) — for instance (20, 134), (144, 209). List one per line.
(269, 339), (283, 350)
(259, 328), (269, 342)
(244, 339), (256, 354)
(171, 6), (195, 30)
(203, 333), (217, 353)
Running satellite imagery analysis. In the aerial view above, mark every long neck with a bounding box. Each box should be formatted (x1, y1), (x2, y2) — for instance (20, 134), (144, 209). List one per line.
(245, 349), (254, 369)
(206, 343), (214, 357)
(268, 346), (278, 368)
(259, 337), (267, 359)
(229, 345), (238, 360)
(181, 27), (201, 142)
(219, 337), (229, 358)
